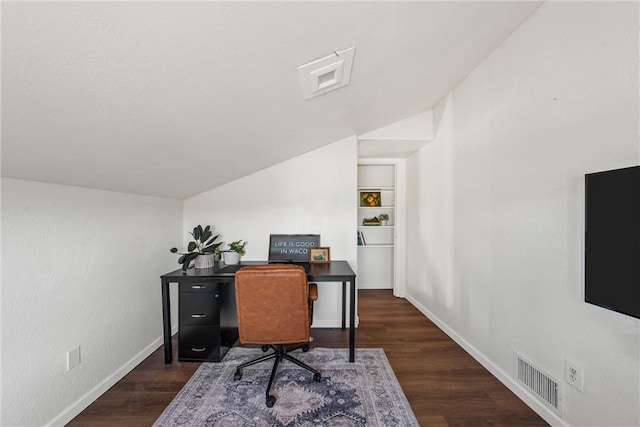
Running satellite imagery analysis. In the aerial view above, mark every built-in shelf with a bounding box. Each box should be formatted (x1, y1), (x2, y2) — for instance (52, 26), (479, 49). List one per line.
(357, 163), (396, 289)
(358, 186), (395, 191)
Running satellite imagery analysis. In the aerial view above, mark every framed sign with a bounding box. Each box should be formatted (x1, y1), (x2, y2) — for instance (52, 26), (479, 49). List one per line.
(268, 234), (320, 262)
(360, 191), (381, 207)
(309, 247), (330, 264)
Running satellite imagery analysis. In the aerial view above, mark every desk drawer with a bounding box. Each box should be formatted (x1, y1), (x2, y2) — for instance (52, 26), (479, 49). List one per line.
(180, 281), (221, 293)
(179, 292), (221, 326)
(179, 325), (222, 362)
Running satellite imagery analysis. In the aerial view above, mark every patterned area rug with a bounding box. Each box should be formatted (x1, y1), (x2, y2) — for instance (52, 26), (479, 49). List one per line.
(154, 347), (419, 426)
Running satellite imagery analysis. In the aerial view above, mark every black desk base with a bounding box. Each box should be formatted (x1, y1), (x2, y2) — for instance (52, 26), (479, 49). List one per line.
(161, 260), (357, 362)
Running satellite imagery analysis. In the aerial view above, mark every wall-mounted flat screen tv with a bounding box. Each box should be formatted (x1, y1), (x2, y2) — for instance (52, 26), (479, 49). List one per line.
(585, 165), (639, 319)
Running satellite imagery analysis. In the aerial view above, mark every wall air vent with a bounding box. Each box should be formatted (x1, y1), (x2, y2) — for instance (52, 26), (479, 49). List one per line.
(513, 351), (563, 416)
(298, 46), (355, 100)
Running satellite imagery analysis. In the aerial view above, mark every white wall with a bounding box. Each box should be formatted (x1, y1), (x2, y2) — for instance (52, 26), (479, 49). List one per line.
(183, 136), (358, 327)
(405, 2), (639, 426)
(1, 178), (182, 426)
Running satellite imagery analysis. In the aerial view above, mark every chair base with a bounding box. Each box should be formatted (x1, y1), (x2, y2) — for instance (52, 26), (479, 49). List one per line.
(233, 343), (321, 407)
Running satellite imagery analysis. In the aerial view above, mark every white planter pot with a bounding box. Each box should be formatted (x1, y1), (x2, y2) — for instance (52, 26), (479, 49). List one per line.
(194, 253), (215, 269)
(223, 251), (241, 265)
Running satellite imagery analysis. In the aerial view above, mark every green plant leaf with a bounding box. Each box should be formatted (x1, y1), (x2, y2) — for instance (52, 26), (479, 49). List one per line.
(179, 252), (198, 271)
(174, 225), (220, 269)
(204, 234), (219, 246)
(202, 242), (222, 253)
(228, 240), (246, 255)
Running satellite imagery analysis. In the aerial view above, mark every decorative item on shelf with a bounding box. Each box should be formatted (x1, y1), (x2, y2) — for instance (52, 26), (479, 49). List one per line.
(170, 225), (222, 271)
(222, 240), (247, 265)
(378, 213), (389, 226)
(309, 247), (330, 263)
(360, 191), (381, 207)
(357, 230), (366, 246)
(362, 216), (380, 226)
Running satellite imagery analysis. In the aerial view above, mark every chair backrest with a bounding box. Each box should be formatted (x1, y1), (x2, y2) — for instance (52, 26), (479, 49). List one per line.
(235, 264), (311, 345)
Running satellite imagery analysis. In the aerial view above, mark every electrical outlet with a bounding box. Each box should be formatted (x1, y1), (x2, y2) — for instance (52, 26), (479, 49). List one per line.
(565, 359), (584, 392)
(67, 346), (81, 372)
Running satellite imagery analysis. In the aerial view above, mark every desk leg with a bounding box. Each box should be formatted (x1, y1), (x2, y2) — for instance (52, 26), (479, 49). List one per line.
(161, 278), (172, 363)
(349, 277), (356, 363)
(341, 282), (346, 330)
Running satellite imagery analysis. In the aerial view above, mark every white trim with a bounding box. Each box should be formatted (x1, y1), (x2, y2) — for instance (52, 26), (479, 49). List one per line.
(393, 159), (407, 298)
(45, 313), (360, 427)
(312, 317), (359, 328)
(357, 158), (407, 298)
(45, 330), (175, 427)
(405, 294), (568, 427)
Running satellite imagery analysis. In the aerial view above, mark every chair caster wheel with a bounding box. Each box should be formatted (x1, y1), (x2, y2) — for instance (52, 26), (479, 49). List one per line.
(261, 345), (270, 352)
(266, 395), (276, 407)
(234, 371), (242, 381)
(313, 372), (321, 382)
(302, 344), (310, 352)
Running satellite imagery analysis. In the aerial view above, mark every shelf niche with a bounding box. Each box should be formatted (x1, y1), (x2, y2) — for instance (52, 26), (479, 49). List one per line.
(357, 163), (396, 289)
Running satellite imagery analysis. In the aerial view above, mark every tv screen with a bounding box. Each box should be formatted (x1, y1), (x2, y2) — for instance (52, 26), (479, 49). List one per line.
(585, 165), (639, 319)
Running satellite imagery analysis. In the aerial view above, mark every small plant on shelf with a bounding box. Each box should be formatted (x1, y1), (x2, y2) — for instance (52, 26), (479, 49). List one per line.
(378, 213), (390, 226)
(170, 225), (222, 271)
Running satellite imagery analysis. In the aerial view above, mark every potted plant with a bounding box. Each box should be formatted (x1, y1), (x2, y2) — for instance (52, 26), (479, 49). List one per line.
(170, 225), (222, 271)
(379, 213), (389, 226)
(222, 240), (247, 265)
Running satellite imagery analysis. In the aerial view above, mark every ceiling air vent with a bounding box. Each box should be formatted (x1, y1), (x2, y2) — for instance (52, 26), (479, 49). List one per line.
(298, 46), (355, 100)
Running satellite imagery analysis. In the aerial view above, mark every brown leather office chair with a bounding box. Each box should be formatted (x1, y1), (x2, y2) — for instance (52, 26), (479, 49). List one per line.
(233, 264), (320, 407)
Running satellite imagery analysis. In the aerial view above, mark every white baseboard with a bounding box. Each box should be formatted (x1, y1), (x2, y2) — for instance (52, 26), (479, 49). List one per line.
(46, 325), (178, 427)
(358, 284), (394, 290)
(47, 315), (361, 427)
(47, 302), (565, 427)
(311, 315), (359, 329)
(404, 294), (567, 427)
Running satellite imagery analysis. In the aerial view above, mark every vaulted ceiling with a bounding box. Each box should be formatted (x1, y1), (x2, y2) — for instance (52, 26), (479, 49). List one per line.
(1, 1), (542, 199)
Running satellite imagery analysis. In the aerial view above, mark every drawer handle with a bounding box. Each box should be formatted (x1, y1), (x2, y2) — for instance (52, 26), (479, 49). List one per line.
(191, 347), (206, 352)
(191, 285), (206, 289)
(191, 314), (206, 318)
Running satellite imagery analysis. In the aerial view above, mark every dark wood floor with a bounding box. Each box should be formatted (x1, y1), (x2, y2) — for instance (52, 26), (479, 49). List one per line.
(68, 290), (548, 426)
